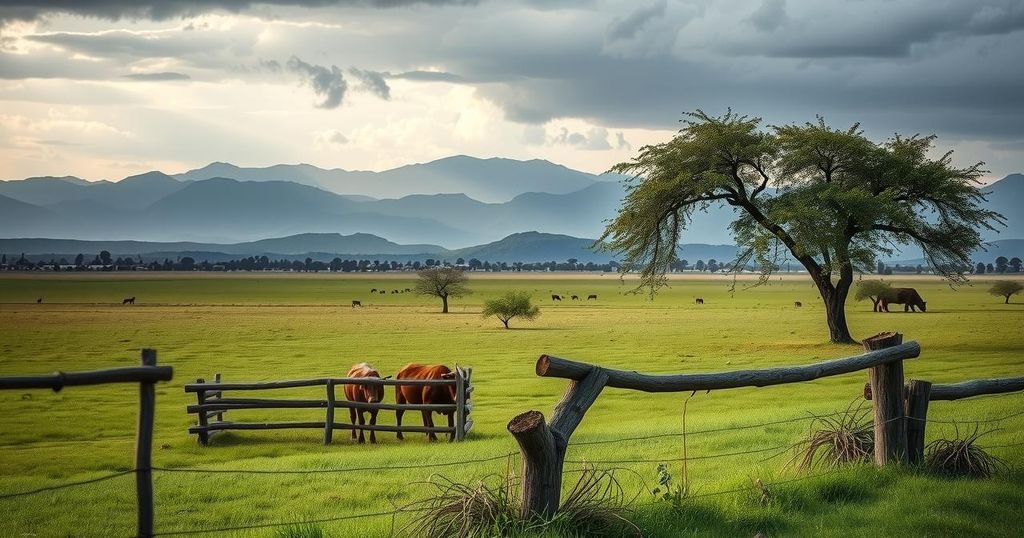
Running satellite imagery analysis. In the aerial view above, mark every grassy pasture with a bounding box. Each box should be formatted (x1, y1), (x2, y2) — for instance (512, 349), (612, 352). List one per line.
(0, 272), (1022, 537)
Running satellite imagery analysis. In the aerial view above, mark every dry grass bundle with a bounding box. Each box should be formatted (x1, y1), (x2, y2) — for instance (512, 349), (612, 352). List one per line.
(793, 402), (873, 469)
(925, 425), (1006, 479)
(399, 465), (640, 538)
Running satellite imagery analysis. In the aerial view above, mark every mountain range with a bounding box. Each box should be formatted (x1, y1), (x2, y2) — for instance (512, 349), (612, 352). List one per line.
(0, 157), (1021, 257)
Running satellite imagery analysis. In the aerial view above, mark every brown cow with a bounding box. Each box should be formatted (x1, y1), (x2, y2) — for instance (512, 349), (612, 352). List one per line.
(695, 298), (704, 305)
(394, 363), (457, 442)
(587, 294), (597, 300)
(794, 301), (802, 308)
(122, 296), (135, 305)
(344, 362), (386, 444)
(880, 288), (927, 312)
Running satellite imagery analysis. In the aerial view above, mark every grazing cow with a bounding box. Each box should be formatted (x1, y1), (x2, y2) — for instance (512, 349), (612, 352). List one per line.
(122, 296), (135, 305)
(587, 294), (597, 300)
(551, 294), (562, 301)
(404, 288), (411, 292)
(36, 297), (42, 304)
(695, 298), (704, 305)
(794, 301), (802, 308)
(344, 363), (387, 443)
(880, 288), (927, 312)
(371, 288), (377, 293)
(379, 290), (386, 294)
(395, 364), (457, 442)
(351, 300), (362, 308)
(571, 295), (579, 300)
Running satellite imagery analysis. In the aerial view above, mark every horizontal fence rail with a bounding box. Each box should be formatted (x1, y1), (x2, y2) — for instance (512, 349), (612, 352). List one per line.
(186, 367), (473, 445)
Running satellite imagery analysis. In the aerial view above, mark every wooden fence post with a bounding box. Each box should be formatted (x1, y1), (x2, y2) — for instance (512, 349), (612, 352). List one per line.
(324, 381), (336, 445)
(864, 332), (908, 465)
(136, 349), (157, 538)
(213, 373), (223, 422)
(905, 379), (932, 465)
(508, 410), (560, 519)
(194, 378), (209, 446)
(455, 367), (466, 442)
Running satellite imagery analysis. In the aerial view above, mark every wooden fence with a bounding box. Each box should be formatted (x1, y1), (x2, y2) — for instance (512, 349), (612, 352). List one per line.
(184, 367), (474, 444)
(507, 332), (1023, 519)
(0, 350), (173, 538)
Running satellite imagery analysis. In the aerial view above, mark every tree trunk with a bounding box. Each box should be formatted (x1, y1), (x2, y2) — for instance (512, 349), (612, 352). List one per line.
(441, 294), (448, 313)
(812, 271), (856, 344)
(502, 318), (510, 329)
(1006, 295), (1011, 304)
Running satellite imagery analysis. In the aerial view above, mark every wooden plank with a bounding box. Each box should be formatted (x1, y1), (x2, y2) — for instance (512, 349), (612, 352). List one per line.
(194, 378), (209, 446)
(455, 366), (466, 441)
(183, 377), (455, 392)
(535, 341), (920, 392)
(930, 377), (1024, 401)
(1, 365), (174, 390)
(324, 381), (335, 445)
(190, 422), (455, 434)
(187, 399), (457, 413)
(136, 349), (157, 538)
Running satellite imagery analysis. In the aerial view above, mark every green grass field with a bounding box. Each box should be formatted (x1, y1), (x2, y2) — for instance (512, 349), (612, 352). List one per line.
(1, 272), (1022, 537)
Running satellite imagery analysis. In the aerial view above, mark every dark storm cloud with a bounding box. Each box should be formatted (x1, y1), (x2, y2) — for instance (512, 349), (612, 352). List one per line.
(348, 67), (390, 99)
(748, 0), (786, 32)
(121, 72), (191, 81)
(286, 56), (347, 109)
(605, 0), (666, 42)
(0, 1), (478, 23)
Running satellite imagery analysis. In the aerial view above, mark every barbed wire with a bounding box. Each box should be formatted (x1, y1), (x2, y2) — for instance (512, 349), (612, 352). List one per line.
(0, 470), (134, 500)
(152, 451), (517, 475)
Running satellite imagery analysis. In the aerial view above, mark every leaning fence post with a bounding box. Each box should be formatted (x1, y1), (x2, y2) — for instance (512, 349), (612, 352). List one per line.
(324, 380), (336, 445)
(905, 379), (932, 465)
(508, 410), (560, 519)
(864, 332), (908, 465)
(136, 349), (157, 538)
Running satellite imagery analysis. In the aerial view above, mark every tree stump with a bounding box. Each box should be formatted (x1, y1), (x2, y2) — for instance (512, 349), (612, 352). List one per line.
(507, 411), (560, 519)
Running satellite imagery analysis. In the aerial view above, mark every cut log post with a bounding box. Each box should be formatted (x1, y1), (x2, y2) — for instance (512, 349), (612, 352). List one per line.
(905, 379), (932, 465)
(136, 349), (157, 538)
(194, 378), (209, 446)
(213, 373), (223, 422)
(508, 411), (560, 519)
(864, 332), (908, 465)
(324, 381), (335, 445)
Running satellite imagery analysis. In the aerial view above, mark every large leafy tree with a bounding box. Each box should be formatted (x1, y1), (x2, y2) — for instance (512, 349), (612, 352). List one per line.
(414, 266), (470, 313)
(601, 111), (1002, 343)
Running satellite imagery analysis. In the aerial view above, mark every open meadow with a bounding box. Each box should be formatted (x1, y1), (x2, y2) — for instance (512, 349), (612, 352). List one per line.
(1, 272), (1023, 537)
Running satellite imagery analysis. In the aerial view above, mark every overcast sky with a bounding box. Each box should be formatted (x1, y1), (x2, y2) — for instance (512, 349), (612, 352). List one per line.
(1, 0), (1022, 181)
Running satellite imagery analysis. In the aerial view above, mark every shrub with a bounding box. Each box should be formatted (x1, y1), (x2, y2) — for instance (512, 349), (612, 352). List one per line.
(926, 426), (1005, 478)
(854, 280), (896, 311)
(481, 290), (540, 329)
(794, 403), (873, 469)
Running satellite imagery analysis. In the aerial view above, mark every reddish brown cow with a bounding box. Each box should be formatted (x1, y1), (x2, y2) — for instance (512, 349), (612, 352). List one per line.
(344, 362), (386, 444)
(395, 363), (457, 442)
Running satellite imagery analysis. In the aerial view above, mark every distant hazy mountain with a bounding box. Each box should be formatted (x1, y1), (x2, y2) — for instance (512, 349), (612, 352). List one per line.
(981, 173), (1023, 242)
(0, 171), (185, 210)
(174, 156), (612, 203)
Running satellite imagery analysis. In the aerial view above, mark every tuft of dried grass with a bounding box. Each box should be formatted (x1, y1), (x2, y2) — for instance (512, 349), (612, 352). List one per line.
(793, 401), (874, 470)
(398, 464), (640, 538)
(925, 424), (1005, 479)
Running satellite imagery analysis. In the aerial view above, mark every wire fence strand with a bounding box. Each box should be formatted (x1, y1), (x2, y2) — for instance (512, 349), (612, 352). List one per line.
(0, 470), (134, 500)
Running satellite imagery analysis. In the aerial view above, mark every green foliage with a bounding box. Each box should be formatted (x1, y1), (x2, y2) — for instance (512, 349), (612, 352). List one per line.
(481, 290), (540, 328)
(988, 281), (1024, 303)
(601, 110), (1003, 341)
(854, 280), (896, 303)
(652, 463), (691, 514)
(413, 266), (471, 312)
(274, 523), (326, 538)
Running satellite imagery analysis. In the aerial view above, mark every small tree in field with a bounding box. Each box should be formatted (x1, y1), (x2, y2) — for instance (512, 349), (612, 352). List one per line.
(482, 290), (540, 329)
(854, 280), (896, 312)
(414, 266), (470, 313)
(989, 281), (1023, 304)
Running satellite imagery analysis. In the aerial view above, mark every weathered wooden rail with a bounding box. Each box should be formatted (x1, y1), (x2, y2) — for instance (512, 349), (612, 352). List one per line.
(0, 350), (173, 538)
(864, 375), (1024, 464)
(185, 367), (474, 444)
(507, 333), (924, 518)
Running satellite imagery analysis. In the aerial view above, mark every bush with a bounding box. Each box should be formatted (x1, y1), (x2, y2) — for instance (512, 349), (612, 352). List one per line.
(482, 291), (540, 329)
(854, 280), (896, 311)
(794, 403), (873, 469)
(926, 426), (1005, 478)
